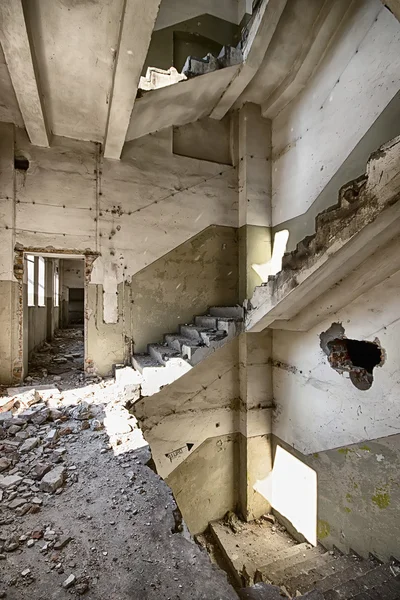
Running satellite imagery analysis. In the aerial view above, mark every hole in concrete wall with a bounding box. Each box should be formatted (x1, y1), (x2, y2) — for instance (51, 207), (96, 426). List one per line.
(320, 323), (384, 391)
(14, 155), (29, 171)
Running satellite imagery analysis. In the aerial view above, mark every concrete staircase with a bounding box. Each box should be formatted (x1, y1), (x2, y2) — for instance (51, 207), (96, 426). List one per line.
(209, 517), (400, 600)
(131, 306), (244, 396)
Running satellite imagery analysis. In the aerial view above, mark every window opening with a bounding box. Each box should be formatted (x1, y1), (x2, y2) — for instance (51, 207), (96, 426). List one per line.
(54, 267), (60, 307)
(38, 257), (46, 307)
(27, 254), (35, 307)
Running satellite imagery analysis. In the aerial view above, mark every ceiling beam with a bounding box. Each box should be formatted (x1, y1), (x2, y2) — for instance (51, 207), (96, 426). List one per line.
(382, 0), (400, 20)
(210, 0), (288, 121)
(0, 0), (49, 147)
(104, 0), (162, 160)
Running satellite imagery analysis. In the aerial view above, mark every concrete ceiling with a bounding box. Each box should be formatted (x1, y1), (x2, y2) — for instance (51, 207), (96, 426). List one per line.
(0, 0), (396, 158)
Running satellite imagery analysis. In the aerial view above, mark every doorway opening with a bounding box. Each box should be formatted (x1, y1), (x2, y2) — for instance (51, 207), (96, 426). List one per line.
(24, 254), (86, 389)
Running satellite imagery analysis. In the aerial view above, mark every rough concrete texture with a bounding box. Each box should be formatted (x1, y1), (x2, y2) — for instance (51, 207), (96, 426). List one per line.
(0, 376), (238, 599)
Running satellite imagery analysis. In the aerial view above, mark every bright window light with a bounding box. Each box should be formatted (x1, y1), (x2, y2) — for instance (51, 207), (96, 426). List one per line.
(27, 255), (35, 307)
(54, 267), (60, 307)
(38, 257), (46, 307)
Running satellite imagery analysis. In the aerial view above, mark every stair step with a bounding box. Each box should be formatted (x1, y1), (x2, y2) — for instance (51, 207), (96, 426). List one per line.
(209, 305), (244, 319)
(164, 334), (201, 352)
(336, 563), (400, 597)
(148, 344), (182, 365)
(285, 553), (335, 594)
(256, 543), (312, 581)
(132, 353), (162, 372)
(315, 560), (373, 594)
(200, 329), (227, 347)
(365, 575), (400, 600)
(180, 324), (213, 341)
(267, 547), (326, 586)
(292, 555), (360, 595)
(194, 315), (218, 328)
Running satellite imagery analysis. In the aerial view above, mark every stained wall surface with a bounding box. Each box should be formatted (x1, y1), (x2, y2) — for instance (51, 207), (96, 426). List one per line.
(271, 0), (400, 247)
(271, 268), (400, 559)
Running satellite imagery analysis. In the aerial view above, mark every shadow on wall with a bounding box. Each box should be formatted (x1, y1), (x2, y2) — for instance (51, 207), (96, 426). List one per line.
(253, 445), (317, 546)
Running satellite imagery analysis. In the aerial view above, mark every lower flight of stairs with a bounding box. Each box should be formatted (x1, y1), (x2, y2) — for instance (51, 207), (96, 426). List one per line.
(131, 306), (244, 396)
(209, 517), (400, 600)
(252, 546), (400, 599)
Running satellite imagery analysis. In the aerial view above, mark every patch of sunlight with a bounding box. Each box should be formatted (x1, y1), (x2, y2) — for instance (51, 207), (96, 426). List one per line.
(254, 445), (317, 546)
(251, 229), (289, 282)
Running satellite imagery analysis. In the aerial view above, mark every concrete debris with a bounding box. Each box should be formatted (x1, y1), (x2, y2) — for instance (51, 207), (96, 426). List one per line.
(40, 466), (66, 493)
(0, 328), (237, 600)
(19, 437), (39, 453)
(62, 574), (76, 589)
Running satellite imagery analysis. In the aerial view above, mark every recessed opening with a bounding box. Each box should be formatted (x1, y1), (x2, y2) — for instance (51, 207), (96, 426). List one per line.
(320, 323), (384, 391)
(14, 155), (29, 171)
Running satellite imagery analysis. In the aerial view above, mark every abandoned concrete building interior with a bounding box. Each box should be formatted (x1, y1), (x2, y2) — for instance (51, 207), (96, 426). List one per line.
(1, 0), (400, 598)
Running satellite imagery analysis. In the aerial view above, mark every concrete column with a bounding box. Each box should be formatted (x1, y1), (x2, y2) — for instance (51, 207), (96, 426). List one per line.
(0, 123), (19, 384)
(237, 103), (272, 302)
(238, 330), (273, 521)
(236, 104), (274, 520)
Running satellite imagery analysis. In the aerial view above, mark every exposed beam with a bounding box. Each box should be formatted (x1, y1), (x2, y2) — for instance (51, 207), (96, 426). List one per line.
(210, 0), (288, 121)
(382, 0), (400, 21)
(0, 0), (49, 147)
(104, 0), (162, 160)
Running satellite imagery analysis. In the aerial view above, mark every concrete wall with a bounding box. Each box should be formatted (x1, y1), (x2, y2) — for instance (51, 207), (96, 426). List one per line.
(0, 125), (237, 382)
(270, 266), (400, 559)
(271, 0), (400, 248)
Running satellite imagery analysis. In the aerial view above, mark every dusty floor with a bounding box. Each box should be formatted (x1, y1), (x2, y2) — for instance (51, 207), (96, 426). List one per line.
(0, 330), (238, 600)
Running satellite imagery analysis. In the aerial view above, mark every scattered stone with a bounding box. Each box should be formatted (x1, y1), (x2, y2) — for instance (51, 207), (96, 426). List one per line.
(46, 429), (59, 442)
(31, 497), (43, 505)
(0, 474), (22, 489)
(54, 536), (73, 550)
(8, 497), (26, 510)
(0, 412), (12, 424)
(31, 530), (43, 540)
(20, 437), (39, 453)
(18, 389), (42, 408)
(33, 463), (52, 481)
(0, 458), (11, 473)
(27, 539), (35, 548)
(63, 574), (76, 589)
(21, 568), (31, 577)
(8, 425), (21, 435)
(40, 465), (66, 493)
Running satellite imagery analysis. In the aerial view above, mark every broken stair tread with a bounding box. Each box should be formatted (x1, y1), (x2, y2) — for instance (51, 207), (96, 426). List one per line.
(164, 334), (202, 350)
(209, 306), (244, 318)
(148, 344), (183, 364)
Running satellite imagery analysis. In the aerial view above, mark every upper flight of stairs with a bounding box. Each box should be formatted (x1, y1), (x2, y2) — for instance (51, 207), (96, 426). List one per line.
(209, 517), (400, 600)
(132, 306), (244, 396)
